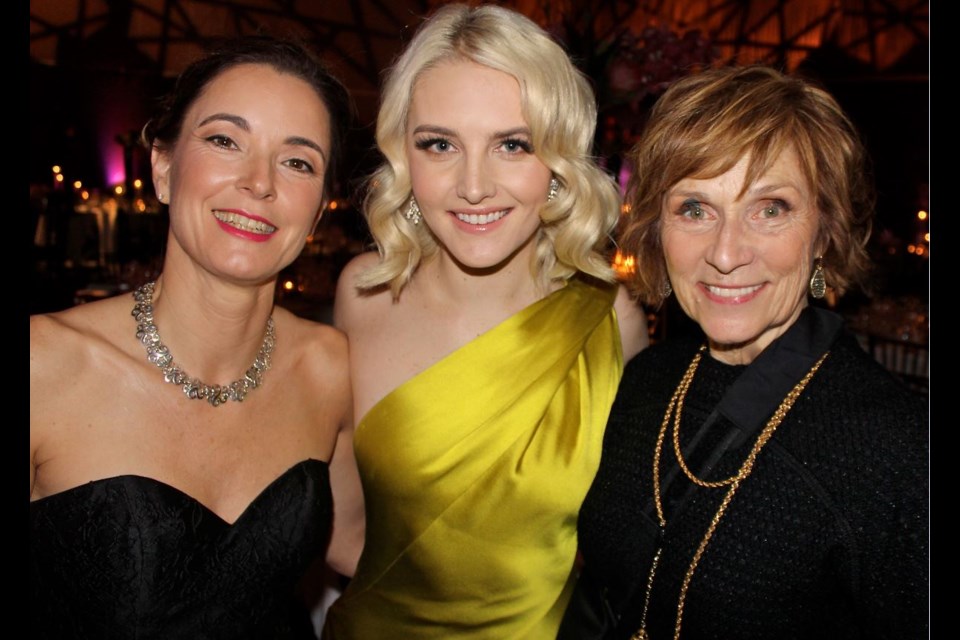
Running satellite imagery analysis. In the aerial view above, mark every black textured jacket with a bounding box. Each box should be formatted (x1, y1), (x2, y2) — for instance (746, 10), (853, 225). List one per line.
(574, 311), (928, 639)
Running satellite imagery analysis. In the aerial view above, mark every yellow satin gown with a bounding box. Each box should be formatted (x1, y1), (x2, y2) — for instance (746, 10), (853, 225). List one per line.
(324, 278), (624, 639)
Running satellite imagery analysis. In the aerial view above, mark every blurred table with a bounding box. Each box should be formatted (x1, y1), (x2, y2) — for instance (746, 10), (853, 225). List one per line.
(846, 295), (928, 395)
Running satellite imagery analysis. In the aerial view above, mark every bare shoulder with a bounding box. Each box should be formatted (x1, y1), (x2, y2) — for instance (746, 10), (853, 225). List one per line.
(31, 298), (125, 386)
(335, 251), (381, 302)
(30, 297), (132, 472)
(30, 313), (73, 389)
(273, 307), (350, 395)
(334, 251), (393, 332)
(338, 251), (382, 283)
(275, 307), (348, 368)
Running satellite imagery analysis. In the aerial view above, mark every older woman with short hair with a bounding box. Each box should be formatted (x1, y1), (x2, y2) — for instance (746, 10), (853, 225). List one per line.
(562, 64), (928, 640)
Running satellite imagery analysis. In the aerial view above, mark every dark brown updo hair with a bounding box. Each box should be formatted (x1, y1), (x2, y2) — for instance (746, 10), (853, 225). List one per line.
(141, 34), (353, 197)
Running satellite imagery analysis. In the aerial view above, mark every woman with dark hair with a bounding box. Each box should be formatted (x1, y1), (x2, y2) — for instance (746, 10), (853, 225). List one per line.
(560, 64), (928, 639)
(30, 35), (364, 638)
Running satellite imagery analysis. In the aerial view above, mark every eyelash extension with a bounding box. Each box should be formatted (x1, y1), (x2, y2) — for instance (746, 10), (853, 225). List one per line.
(413, 136), (535, 153)
(413, 137), (449, 151)
(501, 137), (533, 153)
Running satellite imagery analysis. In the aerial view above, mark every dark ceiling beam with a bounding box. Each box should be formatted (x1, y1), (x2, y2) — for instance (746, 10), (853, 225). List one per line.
(29, 0), (928, 81)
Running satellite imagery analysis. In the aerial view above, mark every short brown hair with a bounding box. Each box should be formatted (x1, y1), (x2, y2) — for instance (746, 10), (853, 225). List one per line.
(621, 64), (875, 306)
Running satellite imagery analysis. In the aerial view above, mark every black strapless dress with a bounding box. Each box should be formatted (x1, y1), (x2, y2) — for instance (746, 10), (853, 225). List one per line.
(30, 459), (332, 640)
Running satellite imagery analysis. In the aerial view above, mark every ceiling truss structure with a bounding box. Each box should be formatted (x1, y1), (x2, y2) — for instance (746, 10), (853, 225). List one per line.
(31, 0), (928, 85)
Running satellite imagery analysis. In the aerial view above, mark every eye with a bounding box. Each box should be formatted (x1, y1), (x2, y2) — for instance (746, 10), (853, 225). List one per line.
(284, 158), (316, 174)
(206, 134), (237, 150)
(759, 199), (789, 218)
(679, 200), (706, 219)
(500, 138), (533, 154)
(414, 137), (454, 153)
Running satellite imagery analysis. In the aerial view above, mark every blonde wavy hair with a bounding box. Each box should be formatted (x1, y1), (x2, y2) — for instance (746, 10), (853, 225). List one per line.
(354, 3), (622, 297)
(621, 64), (876, 307)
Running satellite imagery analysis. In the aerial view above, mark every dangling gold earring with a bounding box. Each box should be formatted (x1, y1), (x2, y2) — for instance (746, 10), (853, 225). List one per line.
(809, 256), (826, 299)
(405, 197), (422, 225)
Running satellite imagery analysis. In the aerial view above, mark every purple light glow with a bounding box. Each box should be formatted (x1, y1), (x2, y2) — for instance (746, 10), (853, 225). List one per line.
(91, 75), (150, 189)
(617, 160), (633, 196)
(103, 146), (126, 187)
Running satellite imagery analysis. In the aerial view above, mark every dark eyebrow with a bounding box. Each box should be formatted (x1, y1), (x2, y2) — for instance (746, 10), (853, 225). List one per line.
(286, 136), (327, 162)
(198, 113), (249, 130)
(197, 113), (326, 162)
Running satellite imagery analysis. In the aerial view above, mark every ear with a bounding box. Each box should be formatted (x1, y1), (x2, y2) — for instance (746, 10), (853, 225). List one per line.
(151, 146), (171, 201)
(310, 202), (326, 236)
(813, 228), (829, 259)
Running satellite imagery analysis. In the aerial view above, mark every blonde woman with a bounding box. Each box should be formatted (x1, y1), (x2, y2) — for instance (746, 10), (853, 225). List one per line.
(324, 4), (648, 638)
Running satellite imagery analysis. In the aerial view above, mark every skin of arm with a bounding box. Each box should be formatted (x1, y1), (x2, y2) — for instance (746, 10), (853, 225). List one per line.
(614, 284), (649, 363)
(29, 313), (73, 499)
(324, 254), (382, 577)
(319, 323), (365, 578)
(324, 412), (365, 578)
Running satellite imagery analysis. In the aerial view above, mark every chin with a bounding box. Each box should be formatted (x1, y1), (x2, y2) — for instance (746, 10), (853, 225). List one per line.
(701, 322), (764, 350)
(447, 245), (529, 273)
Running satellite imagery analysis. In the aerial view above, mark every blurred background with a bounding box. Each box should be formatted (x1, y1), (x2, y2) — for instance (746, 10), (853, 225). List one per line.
(29, 0), (928, 391)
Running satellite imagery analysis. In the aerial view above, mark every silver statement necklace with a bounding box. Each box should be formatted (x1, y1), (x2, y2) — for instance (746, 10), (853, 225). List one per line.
(132, 280), (276, 407)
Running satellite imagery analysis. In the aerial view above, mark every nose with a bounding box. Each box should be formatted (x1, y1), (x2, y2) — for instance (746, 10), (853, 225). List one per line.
(456, 154), (495, 204)
(237, 154), (276, 200)
(704, 215), (754, 274)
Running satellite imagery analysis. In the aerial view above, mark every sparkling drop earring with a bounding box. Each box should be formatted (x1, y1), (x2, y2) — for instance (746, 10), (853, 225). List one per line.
(405, 197), (422, 225)
(547, 177), (560, 201)
(662, 279), (673, 299)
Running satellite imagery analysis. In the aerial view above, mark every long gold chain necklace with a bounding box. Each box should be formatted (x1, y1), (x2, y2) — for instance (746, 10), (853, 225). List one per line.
(632, 345), (828, 640)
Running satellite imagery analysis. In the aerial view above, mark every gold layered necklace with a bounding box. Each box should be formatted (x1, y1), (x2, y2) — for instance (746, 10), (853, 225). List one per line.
(632, 345), (828, 640)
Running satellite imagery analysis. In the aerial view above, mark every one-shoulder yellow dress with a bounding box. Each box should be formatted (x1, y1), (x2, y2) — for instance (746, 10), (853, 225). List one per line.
(323, 278), (624, 639)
